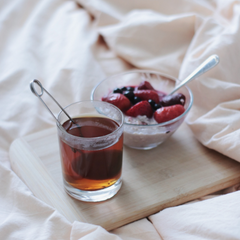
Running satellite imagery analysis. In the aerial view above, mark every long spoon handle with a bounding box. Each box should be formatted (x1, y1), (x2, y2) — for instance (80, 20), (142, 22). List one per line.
(169, 54), (220, 95)
(30, 79), (73, 124)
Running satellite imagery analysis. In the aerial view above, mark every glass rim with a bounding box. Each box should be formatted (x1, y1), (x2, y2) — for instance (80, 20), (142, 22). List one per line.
(56, 100), (124, 141)
(91, 70), (193, 127)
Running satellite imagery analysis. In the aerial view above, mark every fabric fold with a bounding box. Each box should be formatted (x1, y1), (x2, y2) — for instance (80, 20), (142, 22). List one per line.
(79, 0), (240, 163)
(99, 10), (197, 77)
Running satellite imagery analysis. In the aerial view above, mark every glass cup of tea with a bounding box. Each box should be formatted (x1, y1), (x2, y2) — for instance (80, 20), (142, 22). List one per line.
(56, 100), (124, 202)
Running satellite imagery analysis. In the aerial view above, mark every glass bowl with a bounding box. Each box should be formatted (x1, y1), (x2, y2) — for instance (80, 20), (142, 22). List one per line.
(91, 70), (193, 150)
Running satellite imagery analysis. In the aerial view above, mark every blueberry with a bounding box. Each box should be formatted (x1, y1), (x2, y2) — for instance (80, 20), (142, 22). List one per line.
(120, 86), (127, 91)
(132, 96), (142, 104)
(124, 91), (135, 100)
(153, 103), (161, 110)
(148, 99), (161, 111)
(148, 99), (156, 108)
(113, 88), (123, 94)
(126, 86), (134, 91)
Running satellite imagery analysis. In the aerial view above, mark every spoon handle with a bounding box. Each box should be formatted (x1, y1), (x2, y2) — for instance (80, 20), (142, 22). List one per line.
(170, 54), (220, 95)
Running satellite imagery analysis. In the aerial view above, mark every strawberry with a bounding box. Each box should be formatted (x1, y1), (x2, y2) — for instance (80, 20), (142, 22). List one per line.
(125, 100), (153, 118)
(134, 90), (160, 103)
(154, 104), (185, 123)
(102, 93), (131, 112)
(138, 80), (154, 90)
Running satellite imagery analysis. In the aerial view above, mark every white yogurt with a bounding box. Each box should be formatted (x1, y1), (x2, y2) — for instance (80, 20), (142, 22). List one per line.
(123, 115), (174, 150)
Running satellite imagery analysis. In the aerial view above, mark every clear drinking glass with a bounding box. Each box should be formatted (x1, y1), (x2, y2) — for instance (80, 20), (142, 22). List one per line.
(57, 100), (124, 202)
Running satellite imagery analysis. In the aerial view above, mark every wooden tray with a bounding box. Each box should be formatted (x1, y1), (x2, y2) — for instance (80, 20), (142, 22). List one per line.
(9, 123), (240, 231)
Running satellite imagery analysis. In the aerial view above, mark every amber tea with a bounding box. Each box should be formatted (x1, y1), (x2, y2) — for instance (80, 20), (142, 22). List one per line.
(60, 116), (123, 191)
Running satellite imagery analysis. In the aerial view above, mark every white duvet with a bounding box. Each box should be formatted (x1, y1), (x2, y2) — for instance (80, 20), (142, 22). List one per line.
(1, 0), (240, 239)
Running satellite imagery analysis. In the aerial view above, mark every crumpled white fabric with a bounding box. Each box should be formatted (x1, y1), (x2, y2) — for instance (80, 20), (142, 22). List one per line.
(149, 190), (240, 240)
(1, 0), (240, 239)
(78, 0), (240, 163)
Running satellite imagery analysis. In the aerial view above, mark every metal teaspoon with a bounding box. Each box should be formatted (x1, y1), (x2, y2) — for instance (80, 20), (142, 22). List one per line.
(169, 54), (220, 95)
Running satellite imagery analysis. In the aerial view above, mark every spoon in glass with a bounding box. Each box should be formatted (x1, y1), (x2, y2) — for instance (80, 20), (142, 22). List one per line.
(169, 54), (220, 95)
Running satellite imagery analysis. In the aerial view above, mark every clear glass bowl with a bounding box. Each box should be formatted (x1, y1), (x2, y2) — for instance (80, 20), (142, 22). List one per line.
(91, 70), (193, 150)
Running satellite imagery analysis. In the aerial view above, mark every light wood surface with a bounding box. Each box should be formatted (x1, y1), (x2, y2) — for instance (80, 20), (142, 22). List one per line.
(9, 123), (240, 231)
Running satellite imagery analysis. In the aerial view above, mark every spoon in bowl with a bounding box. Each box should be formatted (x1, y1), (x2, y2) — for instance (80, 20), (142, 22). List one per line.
(169, 54), (220, 95)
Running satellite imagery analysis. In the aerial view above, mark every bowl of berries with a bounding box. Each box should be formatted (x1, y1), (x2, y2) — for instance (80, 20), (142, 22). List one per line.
(91, 70), (193, 150)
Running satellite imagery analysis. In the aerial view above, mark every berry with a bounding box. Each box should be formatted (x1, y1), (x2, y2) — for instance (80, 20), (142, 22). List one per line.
(126, 86), (134, 91)
(102, 93), (131, 112)
(134, 90), (160, 103)
(153, 103), (161, 110)
(123, 91), (135, 100)
(132, 96), (142, 104)
(125, 100), (153, 118)
(138, 80), (154, 90)
(154, 104), (185, 123)
(148, 99), (161, 111)
(113, 88), (123, 94)
(148, 99), (156, 108)
(120, 86), (127, 91)
(160, 93), (186, 107)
